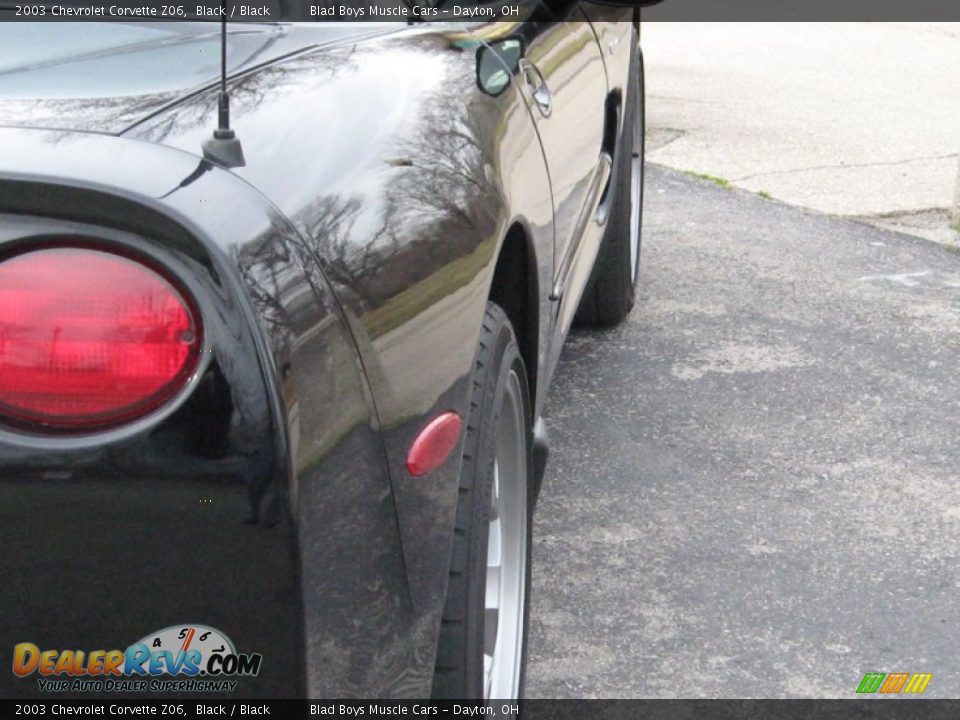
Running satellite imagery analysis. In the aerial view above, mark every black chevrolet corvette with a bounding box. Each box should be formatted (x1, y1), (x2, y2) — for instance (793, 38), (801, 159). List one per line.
(0, 0), (655, 700)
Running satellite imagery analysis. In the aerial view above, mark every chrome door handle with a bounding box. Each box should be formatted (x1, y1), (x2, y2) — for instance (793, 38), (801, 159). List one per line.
(518, 59), (552, 117)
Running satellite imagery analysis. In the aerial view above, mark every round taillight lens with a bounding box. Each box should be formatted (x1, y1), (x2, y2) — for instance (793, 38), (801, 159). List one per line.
(0, 246), (202, 431)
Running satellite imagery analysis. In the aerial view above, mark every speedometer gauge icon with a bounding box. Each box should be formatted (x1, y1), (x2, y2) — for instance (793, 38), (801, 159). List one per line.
(135, 624), (236, 674)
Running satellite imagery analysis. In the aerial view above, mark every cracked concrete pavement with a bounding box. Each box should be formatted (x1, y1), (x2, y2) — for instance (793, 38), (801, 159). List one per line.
(642, 22), (960, 245)
(527, 165), (960, 698)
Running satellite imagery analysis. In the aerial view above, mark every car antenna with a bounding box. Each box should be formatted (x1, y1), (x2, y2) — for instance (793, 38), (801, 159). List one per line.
(202, 1), (246, 168)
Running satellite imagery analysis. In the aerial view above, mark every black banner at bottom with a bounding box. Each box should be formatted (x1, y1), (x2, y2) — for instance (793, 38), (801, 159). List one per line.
(3, 700), (960, 720)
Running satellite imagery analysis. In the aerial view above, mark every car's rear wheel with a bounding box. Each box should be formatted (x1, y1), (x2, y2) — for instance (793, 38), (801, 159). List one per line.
(432, 302), (532, 700)
(575, 34), (644, 327)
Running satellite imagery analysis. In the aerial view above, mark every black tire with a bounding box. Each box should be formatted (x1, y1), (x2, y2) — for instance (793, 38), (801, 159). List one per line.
(432, 302), (533, 700)
(575, 35), (644, 327)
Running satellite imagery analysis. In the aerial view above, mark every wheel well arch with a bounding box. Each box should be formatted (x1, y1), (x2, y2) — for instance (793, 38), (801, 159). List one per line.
(488, 222), (540, 414)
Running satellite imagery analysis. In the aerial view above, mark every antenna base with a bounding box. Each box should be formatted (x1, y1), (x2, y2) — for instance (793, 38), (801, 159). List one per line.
(202, 133), (246, 169)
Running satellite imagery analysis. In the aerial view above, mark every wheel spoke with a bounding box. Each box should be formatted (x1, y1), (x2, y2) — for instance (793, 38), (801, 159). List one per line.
(483, 652), (494, 699)
(484, 608), (499, 652)
(629, 94), (643, 284)
(487, 517), (501, 568)
(485, 565), (501, 610)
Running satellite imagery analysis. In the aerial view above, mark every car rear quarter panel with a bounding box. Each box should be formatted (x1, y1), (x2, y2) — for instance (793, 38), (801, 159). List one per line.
(125, 25), (556, 695)
(0, 130), (403, 698)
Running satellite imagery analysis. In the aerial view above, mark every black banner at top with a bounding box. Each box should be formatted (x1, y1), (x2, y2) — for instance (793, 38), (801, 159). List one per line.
(1, 0), (959, 22)
(3, 699), (960, 719)
(643, 0), (960, 21)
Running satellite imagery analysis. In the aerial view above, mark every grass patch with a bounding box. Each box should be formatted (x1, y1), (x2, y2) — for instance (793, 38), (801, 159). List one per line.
(758, 190), (773, 200)
(685, 170), (732, 189)
(950, 222), (960, 234)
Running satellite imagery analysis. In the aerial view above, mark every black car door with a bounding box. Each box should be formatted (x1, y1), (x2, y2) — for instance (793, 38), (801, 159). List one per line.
(511, 4), (608, 331)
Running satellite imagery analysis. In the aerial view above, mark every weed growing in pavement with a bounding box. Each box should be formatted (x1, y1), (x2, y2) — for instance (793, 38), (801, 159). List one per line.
(684, 170), (732, 189)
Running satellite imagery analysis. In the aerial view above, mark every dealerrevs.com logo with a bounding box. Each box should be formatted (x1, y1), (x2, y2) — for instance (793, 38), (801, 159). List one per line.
(13, 625), (262, 693)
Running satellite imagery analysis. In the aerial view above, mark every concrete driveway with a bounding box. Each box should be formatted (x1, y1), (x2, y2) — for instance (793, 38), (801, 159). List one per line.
(527, 165), (960, 697)
(641, 22), (960, 245)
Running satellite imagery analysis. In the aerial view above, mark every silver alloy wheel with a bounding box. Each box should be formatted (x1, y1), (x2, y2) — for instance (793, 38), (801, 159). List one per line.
(483, 369), (527, 700)
(628, 105), (642, 284)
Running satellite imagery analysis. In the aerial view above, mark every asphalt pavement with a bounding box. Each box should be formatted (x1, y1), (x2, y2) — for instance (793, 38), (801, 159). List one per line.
(527, 164), (960, 698)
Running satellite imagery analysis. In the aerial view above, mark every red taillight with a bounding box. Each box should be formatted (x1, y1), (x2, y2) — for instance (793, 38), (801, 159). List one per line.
(0, 246), (202, 431)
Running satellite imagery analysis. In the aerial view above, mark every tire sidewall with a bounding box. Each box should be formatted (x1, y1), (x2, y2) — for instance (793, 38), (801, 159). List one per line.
(433, 304), (533, 700)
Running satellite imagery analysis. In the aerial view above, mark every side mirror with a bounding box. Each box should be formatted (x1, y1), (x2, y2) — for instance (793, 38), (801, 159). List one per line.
(476, 38), (524, 97)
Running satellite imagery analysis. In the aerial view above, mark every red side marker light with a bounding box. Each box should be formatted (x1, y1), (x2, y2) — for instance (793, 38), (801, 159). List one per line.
(406, 412), (462, 477)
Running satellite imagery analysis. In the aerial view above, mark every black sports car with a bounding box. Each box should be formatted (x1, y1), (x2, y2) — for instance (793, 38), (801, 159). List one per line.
(0, 0), (653, 699)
